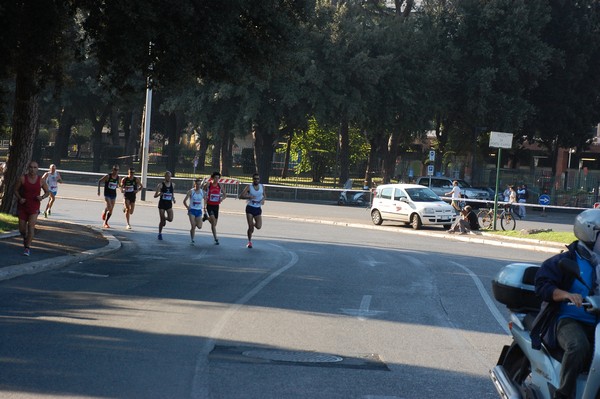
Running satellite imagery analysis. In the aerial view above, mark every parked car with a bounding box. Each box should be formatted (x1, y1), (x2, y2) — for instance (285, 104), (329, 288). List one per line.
(370, 183), (457, 230)
(415, 176), (491, 207)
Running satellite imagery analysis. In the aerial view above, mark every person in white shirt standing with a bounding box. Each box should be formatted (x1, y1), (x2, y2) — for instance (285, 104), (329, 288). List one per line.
(445, 180), (461, 213)
(42, 164), (63, 218)
(239, 173), (266, 248)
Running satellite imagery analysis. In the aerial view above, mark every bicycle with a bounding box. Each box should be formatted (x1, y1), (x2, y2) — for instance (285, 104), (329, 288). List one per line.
(478, 204), (517, 231)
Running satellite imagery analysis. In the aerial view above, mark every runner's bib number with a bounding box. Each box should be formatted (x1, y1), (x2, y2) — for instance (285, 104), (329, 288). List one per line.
(49, 185), (57, 191)
(108, 182), (118, 190)
(125, 186), (134, 192)
(162, 193), (173, 201)
(210, 193), (220, 202)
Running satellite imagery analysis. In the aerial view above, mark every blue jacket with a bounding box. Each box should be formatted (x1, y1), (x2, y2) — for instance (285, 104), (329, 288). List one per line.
(532, 241), (597, 349)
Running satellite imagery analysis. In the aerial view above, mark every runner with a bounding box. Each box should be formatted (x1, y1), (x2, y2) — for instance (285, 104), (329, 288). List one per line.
(120, 167), (143, 230)
(154, 171), (176, 240)
(97, 165), (120, 228)
(204, 171), (227, 245)
(14, 161), (50, 256)
(41, 164), (62, 218)
(183, 178), (206, 245)
(239, 173), (266, 248)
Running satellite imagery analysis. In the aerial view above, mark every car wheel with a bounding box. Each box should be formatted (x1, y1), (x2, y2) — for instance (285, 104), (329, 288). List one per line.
(410, 214), (422, 230)
(371, 209), (383, 225)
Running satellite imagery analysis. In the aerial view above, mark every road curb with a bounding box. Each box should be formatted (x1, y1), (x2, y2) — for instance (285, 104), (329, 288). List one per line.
(267, 214), (565, 254)
(0, 225), (121, 282)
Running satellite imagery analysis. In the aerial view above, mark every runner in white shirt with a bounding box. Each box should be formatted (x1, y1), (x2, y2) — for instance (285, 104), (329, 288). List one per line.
(239, 173), (266, 248)
(42, 164), (63, 218)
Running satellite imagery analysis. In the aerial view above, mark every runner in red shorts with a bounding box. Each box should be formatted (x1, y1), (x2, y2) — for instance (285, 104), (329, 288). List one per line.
(14, 161), (50, 256)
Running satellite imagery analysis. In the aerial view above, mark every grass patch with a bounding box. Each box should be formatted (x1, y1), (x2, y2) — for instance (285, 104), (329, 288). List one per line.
(0, 212), (18, 234)
(486, 229), (575, 244)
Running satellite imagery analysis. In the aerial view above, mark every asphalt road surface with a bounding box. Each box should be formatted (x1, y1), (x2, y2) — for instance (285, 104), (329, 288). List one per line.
(0, 184), (561, 398)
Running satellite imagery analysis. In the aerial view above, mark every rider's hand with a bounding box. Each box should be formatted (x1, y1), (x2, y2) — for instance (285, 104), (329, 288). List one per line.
(554, 289), (583, 307)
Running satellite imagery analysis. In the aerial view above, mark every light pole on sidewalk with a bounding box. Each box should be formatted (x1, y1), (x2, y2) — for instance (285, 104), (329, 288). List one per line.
(140, 42), (154, 201)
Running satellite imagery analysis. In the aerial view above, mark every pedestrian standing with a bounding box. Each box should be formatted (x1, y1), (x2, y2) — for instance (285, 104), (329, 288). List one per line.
(508, 185), (520, 218)
(204, 171), (227, 245)
(14, 161), (50, 256)
(517, 184), (528, 219)
(183, 178), (206, 245)
(239, 173), (266, 248)
(120, 168), (143, 230)
(445, 180), (461, 213)
(98, 165), (120, 228)
(42, 164), (62, 218)
(154, 171), (176, 240)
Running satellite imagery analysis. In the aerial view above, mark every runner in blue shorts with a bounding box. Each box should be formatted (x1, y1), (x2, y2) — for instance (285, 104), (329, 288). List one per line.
(239, 173), (266, 248)
(183, 178), (206, 245)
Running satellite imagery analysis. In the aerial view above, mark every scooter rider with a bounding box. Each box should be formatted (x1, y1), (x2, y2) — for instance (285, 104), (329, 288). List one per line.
(534, 209), (600, 399)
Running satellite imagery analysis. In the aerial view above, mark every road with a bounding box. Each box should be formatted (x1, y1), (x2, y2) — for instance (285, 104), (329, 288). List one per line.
(0, 184), (560, 398)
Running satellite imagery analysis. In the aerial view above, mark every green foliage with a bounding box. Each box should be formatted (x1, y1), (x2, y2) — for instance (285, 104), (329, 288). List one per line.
(0, 212), (18, 233)
(288, 118), (368, 182)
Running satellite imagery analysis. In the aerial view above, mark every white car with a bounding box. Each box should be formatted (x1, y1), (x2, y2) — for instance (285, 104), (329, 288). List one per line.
(370, 183), (457, 230)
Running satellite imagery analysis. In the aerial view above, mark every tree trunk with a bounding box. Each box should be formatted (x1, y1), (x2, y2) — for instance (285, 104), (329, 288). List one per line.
(110, 106), (120, 146)
(211, 132), (222, 171)
(338, 118), (350, 188)
(364, 135), (380, 186)
(220, 131), (233, 176)
(165, 112), (182, 176)
(52, 107), (74, 166)
(281, 129), (293, 179)
(197, 129), (209, 172)
(0, 70), (40, 214)
(253, 123), (275, 183)
(89, 105), (109, 173)
(383, 130), (400, 184)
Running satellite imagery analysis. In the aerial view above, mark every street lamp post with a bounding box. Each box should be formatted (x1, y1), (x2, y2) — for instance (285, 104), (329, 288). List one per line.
(140, 42), (154, 201)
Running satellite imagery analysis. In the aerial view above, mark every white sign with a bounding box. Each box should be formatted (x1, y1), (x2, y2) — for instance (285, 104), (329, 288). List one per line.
(427, 165), (434, 176)
(429, 150), (435, 162)
(489, 131), (513, 149)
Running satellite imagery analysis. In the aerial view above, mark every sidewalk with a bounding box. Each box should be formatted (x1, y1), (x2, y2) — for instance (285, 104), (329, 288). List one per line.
(0, 219), (120, 282)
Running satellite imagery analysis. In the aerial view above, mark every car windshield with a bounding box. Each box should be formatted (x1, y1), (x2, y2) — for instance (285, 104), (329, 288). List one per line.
(405, 187), (440, 202)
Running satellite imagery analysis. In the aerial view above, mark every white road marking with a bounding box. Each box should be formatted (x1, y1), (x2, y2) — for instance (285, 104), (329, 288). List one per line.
(192, 244), (299, 399)
(449, 261), (510, 335)
(340, 295), (387, 320)
(64, 271), (109, 278)
(361, 255), (385, 267)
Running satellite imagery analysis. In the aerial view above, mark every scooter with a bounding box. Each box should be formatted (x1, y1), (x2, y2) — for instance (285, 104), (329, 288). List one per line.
(337, 190), (370, 206)
(490, 260), (600, 399)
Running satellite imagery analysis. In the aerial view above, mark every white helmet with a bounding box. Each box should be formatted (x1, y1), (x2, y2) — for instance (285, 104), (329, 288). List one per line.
(574, 209), (600, 246)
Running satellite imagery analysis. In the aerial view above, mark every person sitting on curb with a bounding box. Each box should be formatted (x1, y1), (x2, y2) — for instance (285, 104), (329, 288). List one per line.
(447, 205), (480, 234)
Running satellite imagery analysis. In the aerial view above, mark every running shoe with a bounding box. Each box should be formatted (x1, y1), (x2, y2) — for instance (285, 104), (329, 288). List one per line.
(23, 248), (30, 256)
(158, 233), (163, 240)
(103, 223), (110, 228)
(101, 211), (106, 220)
(190, 240), (195, 245)
(126, 224), (132, 230)
(48, 209), (51, 216)
(214, 239), (219, 245)
(247, 241), (252, 249)
(123, 207), (126, 213)
(43, 210), (47, 218)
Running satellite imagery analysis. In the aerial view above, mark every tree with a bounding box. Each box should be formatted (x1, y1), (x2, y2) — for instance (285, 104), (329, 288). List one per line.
(0, 0), (75, 213)
(522, 0), (600, 179)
